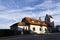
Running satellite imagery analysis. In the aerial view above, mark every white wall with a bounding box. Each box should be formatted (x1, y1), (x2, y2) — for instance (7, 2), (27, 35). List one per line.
(30, 25), (47, 34)
(17, 25), (47, 34)
(42, 26), (47, 33)
(30, 25), (40, 34)
(18, 26), (28, 31)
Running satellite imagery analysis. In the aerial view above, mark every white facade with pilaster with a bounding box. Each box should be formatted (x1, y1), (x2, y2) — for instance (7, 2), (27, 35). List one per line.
(30, 25), (47, 34)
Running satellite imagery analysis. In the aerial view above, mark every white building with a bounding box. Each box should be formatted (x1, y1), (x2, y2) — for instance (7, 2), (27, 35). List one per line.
(10, 17), (49, 34)
(10, 22), (29, 35)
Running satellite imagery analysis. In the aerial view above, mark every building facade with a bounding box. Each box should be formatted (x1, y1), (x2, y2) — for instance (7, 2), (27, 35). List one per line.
(30, 25), (47, 34)
(10, 17), (52, 34)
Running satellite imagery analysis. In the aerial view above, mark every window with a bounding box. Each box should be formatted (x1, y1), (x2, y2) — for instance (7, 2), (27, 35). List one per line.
(40, 28), (42, 31)
(33, 27), (35, 31)
(45, 28), (47, 31)
(45, 28), (47, 33)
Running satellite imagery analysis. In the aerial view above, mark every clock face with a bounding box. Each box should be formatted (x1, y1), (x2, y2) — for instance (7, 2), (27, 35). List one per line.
(50, 18), (54, 22)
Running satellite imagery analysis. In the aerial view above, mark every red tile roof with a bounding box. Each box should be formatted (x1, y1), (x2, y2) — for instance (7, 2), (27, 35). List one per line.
(22, 17), (48, 26)
(11, 17), (48, 27)
(18, 22), (26, 26)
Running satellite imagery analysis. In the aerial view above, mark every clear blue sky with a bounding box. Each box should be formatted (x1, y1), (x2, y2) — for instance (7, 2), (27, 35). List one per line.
(0, 0), (60, 29)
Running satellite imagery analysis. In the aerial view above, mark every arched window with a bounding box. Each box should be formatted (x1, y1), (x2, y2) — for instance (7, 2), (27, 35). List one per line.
(40, 28), (42, 31)
(33, 27), (35, 31)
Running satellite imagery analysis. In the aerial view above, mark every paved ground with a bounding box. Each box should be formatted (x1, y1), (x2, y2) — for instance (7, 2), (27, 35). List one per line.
(0, 33), (60, 40)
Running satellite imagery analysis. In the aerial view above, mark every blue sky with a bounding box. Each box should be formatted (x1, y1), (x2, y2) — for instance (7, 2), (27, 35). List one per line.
(0, 0), (60, 29)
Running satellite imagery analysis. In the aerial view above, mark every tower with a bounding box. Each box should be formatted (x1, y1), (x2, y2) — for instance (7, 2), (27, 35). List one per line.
(45, 14), (54, 32)
(45, 14), (54, 27)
